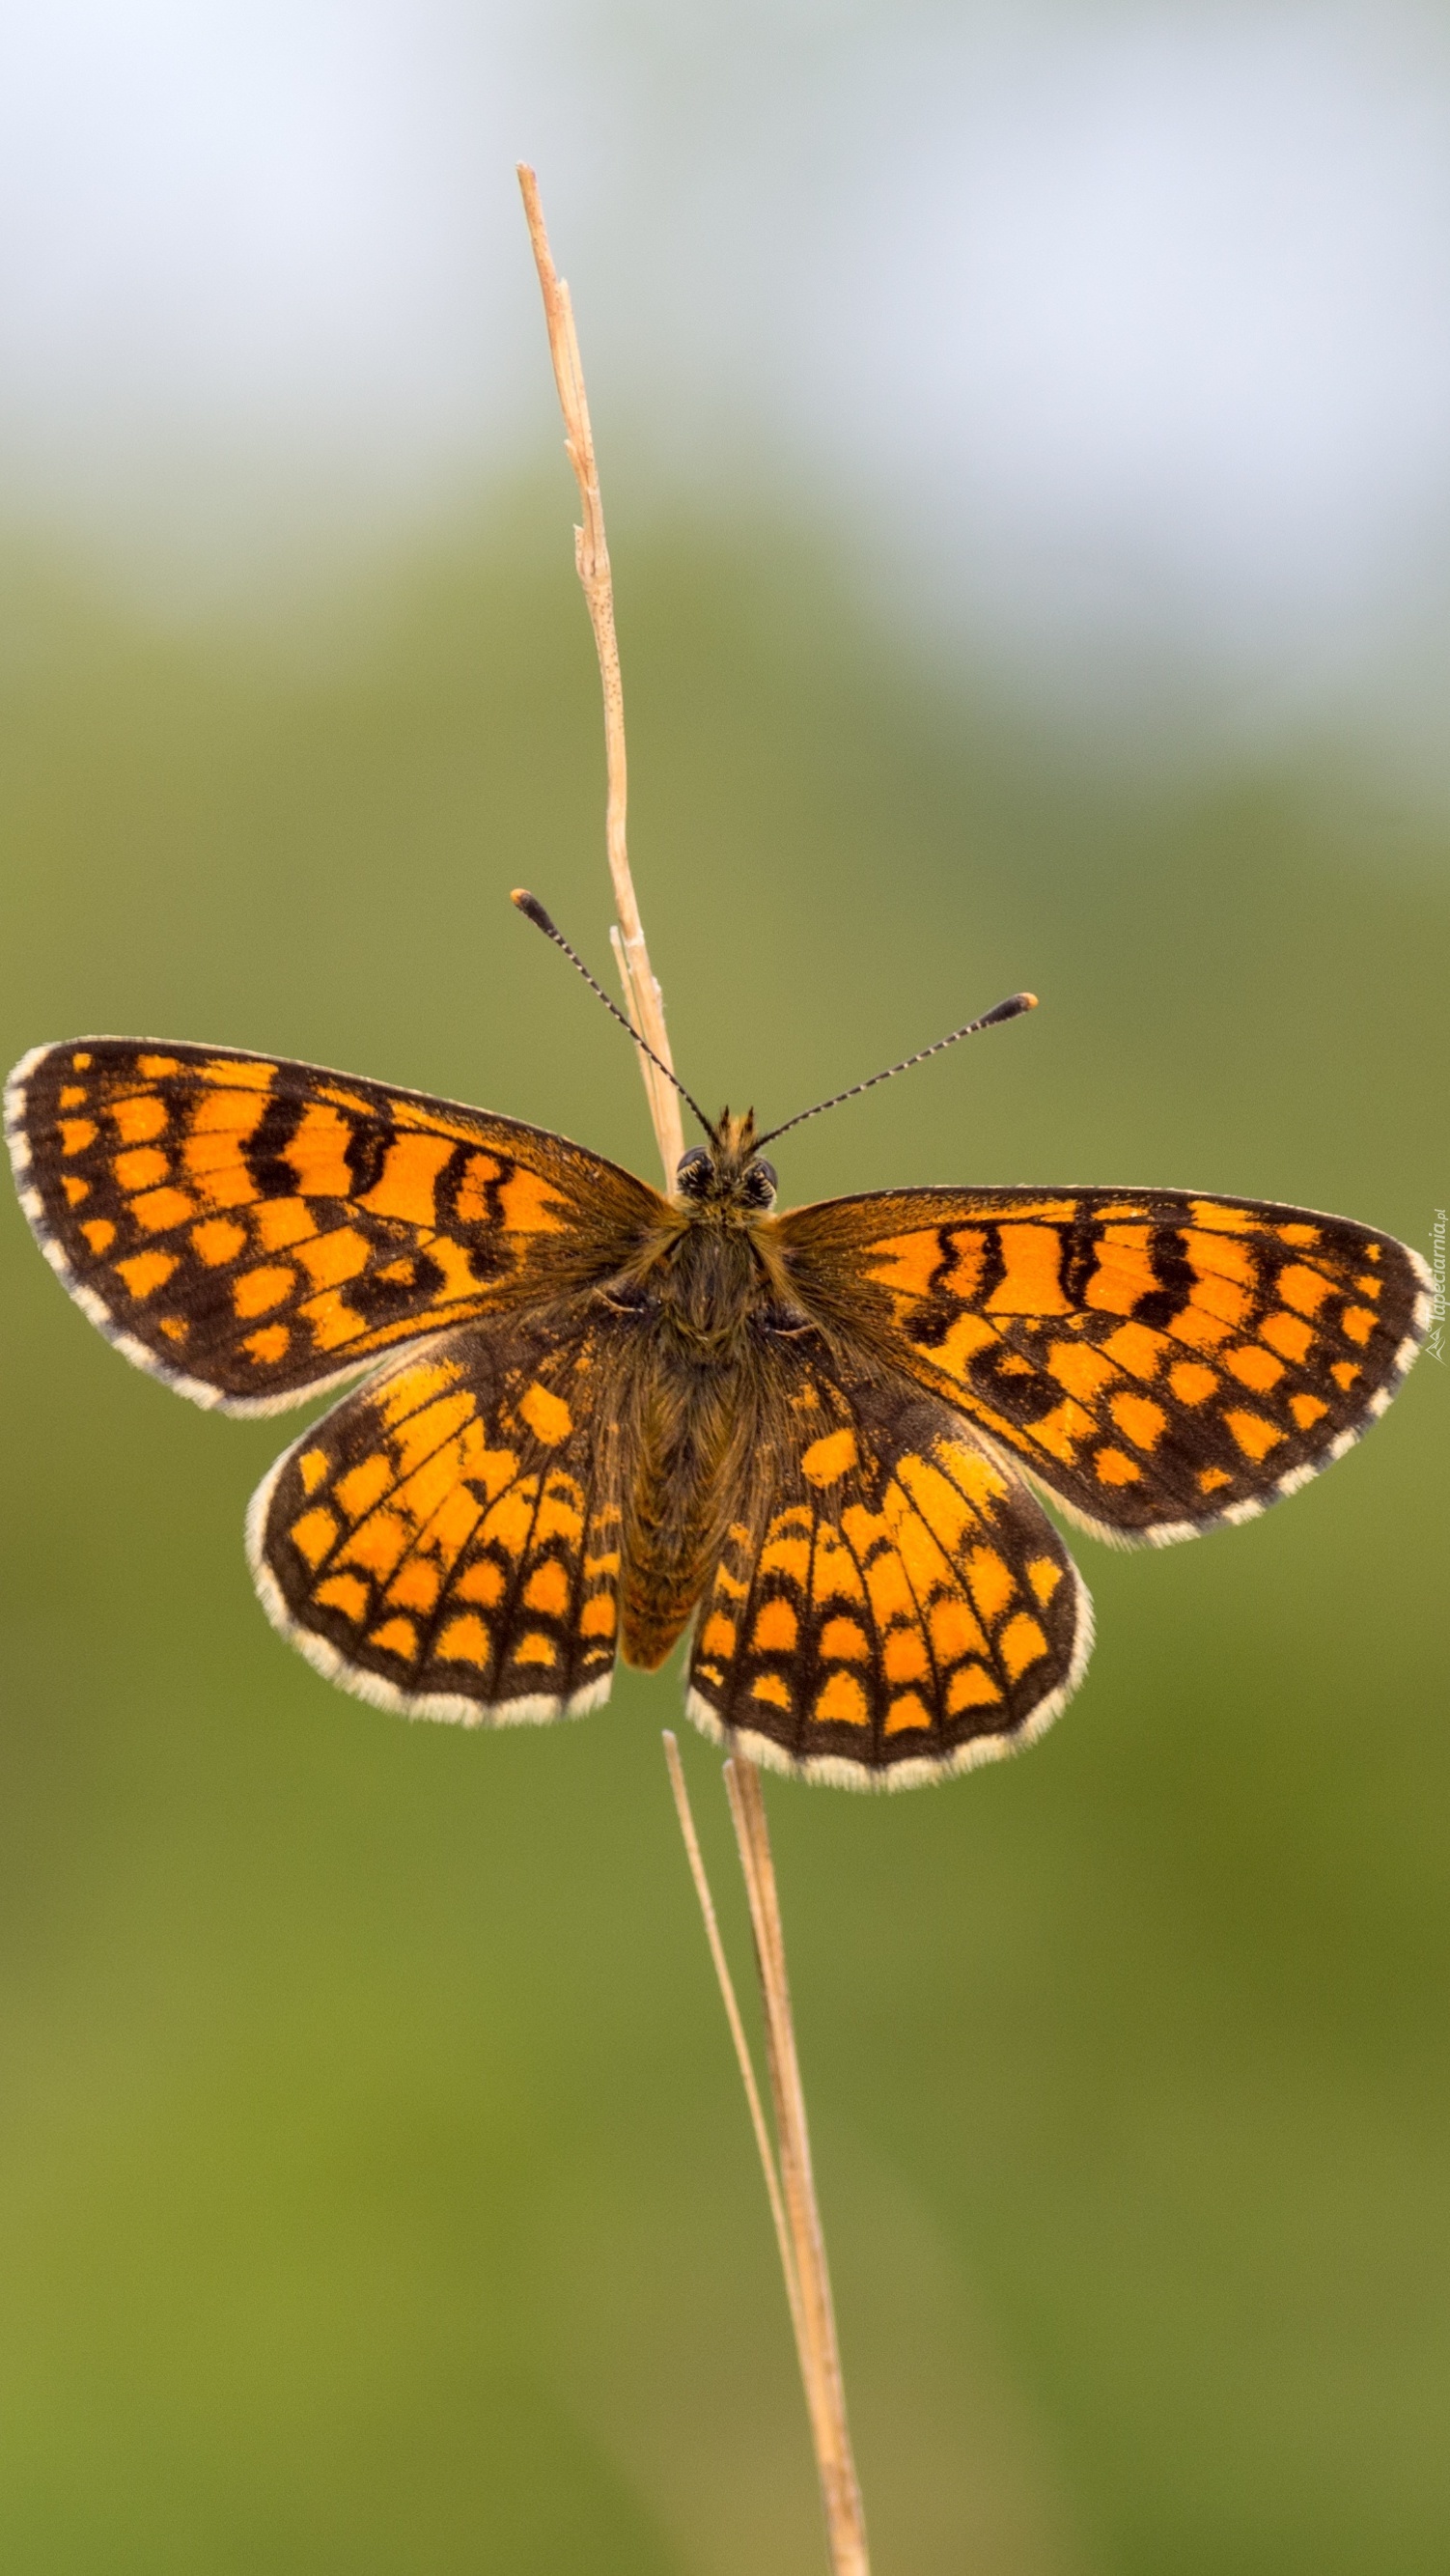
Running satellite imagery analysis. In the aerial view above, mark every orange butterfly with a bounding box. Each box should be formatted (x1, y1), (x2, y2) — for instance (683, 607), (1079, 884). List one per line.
(6, 902), (1429, 1787)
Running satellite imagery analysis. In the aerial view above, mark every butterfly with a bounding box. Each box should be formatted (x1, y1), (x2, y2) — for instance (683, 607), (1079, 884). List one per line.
(5, 903), (1431, 1789)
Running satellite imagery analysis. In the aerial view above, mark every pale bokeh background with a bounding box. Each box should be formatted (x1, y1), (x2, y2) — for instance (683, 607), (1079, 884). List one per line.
(2, 9), (1446, 2574)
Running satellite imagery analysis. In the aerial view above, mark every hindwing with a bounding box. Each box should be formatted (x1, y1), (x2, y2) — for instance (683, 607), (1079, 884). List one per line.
(776, 1189), (1432, 1543)
(6, 1041), (663, 1414)
(249, 1306), (631, 1723)
(686, 1349), (1090, 1787)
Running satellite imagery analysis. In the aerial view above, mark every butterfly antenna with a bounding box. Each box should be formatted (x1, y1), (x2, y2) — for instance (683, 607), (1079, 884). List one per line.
(755, 992), (1038, 1150)
(511, 890), (717, 1143)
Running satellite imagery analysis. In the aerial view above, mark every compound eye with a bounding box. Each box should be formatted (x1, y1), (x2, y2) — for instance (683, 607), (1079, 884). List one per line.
(742, 1158), (778, 1208)
(676, 1147), (714, 1197)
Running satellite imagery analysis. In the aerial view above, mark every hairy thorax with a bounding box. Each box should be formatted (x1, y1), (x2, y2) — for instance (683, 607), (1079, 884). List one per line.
(618, 1216), (782, 1670)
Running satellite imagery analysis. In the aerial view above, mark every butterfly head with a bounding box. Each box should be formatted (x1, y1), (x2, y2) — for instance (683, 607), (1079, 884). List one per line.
(675, 1109), (777, 1216)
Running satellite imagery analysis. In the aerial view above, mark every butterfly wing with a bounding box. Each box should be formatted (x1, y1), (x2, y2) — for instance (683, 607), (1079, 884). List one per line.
(7, 1040), (663, 1414)
(686, 1348), (1090, 1787)
(249, 1305), (632, 1723)
(775, 1189), (1431, 1543)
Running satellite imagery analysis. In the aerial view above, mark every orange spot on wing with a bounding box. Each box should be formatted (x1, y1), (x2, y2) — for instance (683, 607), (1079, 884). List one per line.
(1330, 1360), (1360, 1392)
(820, 1616), (869, 1661)
(1169, 1360), (1217, 1405)
(244, 1325), (290, 1365)
(297, 1226), (370, 1290)
(1110, 1390), (1167, 1448)
(762, 1532), (811, 1582)
(233, 1263), (294, 1318)
(1290, 1393), (1328, 1430)
(751, 1598), (798, 1652)
(159, 1317), (188, 1343)
(514, 1633), (559, 1670)
(580, 1593), (617, 1638)
(456, 1559), (504, 1608)
(1027, 1556), (1062, 1605)
(1000, 1613), (1047, 1680)
(1279, 1263), (1331, 1317)
(114, 1146), (172, 1193)
(1276, 1222), (1321, 1246)
(520, 1382), (572, 1445)
(1094, 1446), (1142, 1485)
(191, 1218), (248, 1267)
(335, 1454), (394, 1519)
(369, 1615), (419, 1661)
(203, 1058), (273, 1089)
(80, 1218), (116, 1255)
(254, 1197), (317, 1250)
(525, 1560), (571, 1615)
(130, 1186), (196, 1233)
(135, 1054), (179, 1078)
(316, 1573), (369, 1621)
(114, 1249), (179, 1300)
(59, 1119), (97, 1156)
(884, 1628), (929, 1683)
(298, 1448), (329, 1496)
(751, 1672), (793, 1709)
(287, 1104), (354, 1197)
(930, 1595), (988, 1661)
(58, 1085), (87, 1108)
(814, 1670), (869, 1725)
(1227, 1344), (1283, 1392)
(965, 1547), (1014, 1621)
(938, 1229), (992, 1300)
(1341, 1305), (1376, 1345)
(291, 1508), (339, 1570)
(1259, 1310), (1313, 1364)
(1198, 1467), (1232, 1494)
(1225, 1409), (1284, 1461)
(111, 1093), (168, 1143)
(62, 1174), (90, 1206)
(1084, 1226), (1154, 1314)
(338, 1510), (410, 1579)
(701, 1611), (738, 1657)
(947, 1665), (1001, 1712)
(361, 1133), (454, 1225)
(389, 1559), (442, 1614)
(435, 1612), (491, 1666)
(884, 1692), (932, 1735)
(498, 1166), (570, 1233)
(867, 1231), (945, 1296)
(801, 1427), (858, 1486)
(988, 1223), (1072, 1315)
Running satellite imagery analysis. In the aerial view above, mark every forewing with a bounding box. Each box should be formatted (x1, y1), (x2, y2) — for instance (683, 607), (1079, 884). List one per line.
(7, 1040), (662, 1414)
(686, 1353), (1090, 1788)
(249, 1307), (628, 1723)
(777, 1189), (1431, 1543)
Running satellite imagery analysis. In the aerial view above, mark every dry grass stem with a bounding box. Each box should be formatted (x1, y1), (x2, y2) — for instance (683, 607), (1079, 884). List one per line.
(661, 1733), (805, 2346)
(516, 161), (684, 1183)
(725, 1760), (871, 2576)
(518, 166), (868, 2576)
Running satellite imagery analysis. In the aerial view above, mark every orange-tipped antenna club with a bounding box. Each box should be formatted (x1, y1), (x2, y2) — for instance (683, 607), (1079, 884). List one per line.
(756, 990), (1038, 1150)
(510, 889), (716, 1143)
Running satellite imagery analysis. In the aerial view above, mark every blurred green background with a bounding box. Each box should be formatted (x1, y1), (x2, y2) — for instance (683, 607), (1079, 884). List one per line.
(1, 487), (1444, 2576)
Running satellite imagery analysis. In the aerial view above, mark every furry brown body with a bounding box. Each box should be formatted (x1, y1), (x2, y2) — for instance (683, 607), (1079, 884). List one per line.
(608, 1111), (803, 1670)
